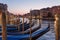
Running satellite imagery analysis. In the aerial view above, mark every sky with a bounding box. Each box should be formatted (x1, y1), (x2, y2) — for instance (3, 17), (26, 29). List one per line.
(0, 0), (60, 15)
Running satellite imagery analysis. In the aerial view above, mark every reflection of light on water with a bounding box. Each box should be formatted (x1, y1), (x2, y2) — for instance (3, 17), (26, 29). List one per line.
(20, 18), (55, 40)
(37, 20), (55, 40)
(56, 17), (59, 20)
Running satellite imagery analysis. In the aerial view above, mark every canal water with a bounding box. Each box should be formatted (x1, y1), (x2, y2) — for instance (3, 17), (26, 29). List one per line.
(17, 18), (55, 40)
(0, 18), (55, 40)
(37, 20), (55, 40)
(20, 18), (55, 40)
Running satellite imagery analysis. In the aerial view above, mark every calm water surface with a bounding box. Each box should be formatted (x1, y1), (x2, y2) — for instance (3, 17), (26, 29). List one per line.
(37, 20), (55, 40)
(21, 18), (55, 40)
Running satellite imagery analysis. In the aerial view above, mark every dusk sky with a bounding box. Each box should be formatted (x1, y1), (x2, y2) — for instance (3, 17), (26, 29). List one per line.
(0, 0), (60, 15)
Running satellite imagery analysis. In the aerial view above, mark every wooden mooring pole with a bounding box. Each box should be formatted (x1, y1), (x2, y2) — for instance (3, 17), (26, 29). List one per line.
(29, 12), (32, 40)
(39, 12), (42, 28)
(55, 14), (60, 40)
(2, 11), (7, 40)
(22, 15), (24, 34)
(17, 15), (20, 32)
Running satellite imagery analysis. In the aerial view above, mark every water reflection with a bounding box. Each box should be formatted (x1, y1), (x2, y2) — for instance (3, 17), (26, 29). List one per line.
(21, 18), (55, 40)
(37, 20), (55, 40)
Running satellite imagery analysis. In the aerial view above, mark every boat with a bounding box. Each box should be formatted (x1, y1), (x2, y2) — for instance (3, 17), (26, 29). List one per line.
(0, 24), (50, 40)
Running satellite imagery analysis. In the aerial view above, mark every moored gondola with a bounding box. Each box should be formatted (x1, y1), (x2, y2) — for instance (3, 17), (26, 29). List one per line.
(0, 24), (50, 40)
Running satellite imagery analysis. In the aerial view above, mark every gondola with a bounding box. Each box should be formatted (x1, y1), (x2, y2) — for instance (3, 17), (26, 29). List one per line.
(20, 21), (35, 31)
(0, 21), (27, 32)
(7, 21), (35, 35)
(6, 20), (39, 35)
(0, 20), (35, 35)
(0, 24), (50, 40)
